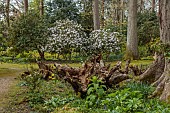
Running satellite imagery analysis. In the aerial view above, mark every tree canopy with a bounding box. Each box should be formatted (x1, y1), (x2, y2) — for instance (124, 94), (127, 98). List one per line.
(9, 12), (50, 59)
(46, 0), (80, 23)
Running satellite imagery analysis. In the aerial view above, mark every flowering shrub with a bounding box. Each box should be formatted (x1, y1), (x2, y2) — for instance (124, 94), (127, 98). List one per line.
(86, 29), (120, 55)
(48, 19), (87, 58)
(48, 20), (120, 59)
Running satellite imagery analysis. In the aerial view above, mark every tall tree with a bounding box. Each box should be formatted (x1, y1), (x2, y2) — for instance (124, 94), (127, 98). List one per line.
(155, 0), (170, 102)
(140, 0), (170, 102)
(159, 0), (170, 44)
(40, 0), (44, 15)
(126, 0), (139, 59)
(152, 0), (155, 12)
(101, 0), (105, 28)
(138, 0), (144, 12)
(120, 0), (124, 24)
(93, 0), (100, 30)
(24, 0), (28, 13)
(6, 0), (10, 27)
(76, 0), (93, 35)
(46, 0), (79, 23)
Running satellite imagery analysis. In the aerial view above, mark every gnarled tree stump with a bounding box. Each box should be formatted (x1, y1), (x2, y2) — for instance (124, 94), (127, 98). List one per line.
(54, 54), (131, 97)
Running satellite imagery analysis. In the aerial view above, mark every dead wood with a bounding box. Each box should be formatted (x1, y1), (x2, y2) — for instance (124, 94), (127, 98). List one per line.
(53, 54), (131, 97)
(36, 61), (54, 80)
(109, 74), (130, 85)
(22, 53), (170, 102)
(129, 65), (143, 76)
(21, 71), (31, 79)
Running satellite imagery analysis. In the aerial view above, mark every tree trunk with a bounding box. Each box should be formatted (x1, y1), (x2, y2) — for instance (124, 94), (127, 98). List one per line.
(93, 0), (100, 30)
(116, 0), (120, 24)
(148, 0), (170, 102)
(120, 0), (124, 34)
(101, 0), (105, 28)
(139, 0), (170, 99)
(40, 0), (44, 16)
(159, 0), (170, 44)
(6, 0), (10, 27)
(126, 0), (139, 60)
(38, 50), (45, 60)
(140, 0), (144, 12)
(24, 0), (28, 13)
(152, 0), (155, 12)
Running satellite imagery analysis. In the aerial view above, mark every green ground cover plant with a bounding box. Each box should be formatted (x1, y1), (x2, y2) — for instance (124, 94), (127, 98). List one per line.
(16, 69), (170, 113)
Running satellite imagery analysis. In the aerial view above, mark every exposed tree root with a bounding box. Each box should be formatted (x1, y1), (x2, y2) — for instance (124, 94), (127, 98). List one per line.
(139, 53), (165, 83)
(149, 59), (170, 102)
(138, 54), (170, 102)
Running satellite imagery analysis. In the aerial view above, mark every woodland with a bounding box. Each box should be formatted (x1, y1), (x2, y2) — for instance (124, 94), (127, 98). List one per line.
(0, 0), (170, 113)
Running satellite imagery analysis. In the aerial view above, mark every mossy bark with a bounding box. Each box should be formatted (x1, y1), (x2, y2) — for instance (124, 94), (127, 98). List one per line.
(140, 56), (170, 102)
(126, 0), (139, 60)
(150, 59), (170, 102)
(139, 53), (165, 83)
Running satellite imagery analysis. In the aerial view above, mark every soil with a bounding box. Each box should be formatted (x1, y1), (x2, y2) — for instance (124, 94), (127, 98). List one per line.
(0, 76), (17, 112)
(0, 76), (15, 97)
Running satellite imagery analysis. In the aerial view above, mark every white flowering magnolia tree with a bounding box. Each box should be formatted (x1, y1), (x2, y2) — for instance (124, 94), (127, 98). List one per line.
(48, 19), (120, 60)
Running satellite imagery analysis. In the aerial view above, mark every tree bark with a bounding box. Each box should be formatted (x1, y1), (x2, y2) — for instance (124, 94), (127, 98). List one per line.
(93, 0), (100, 30)
(139, 53), (165, 83)
(126, 0), (139, 59)
(140, 0), (144, 12)
(53, 54), (130, 97)
(101, 0), (105, 28)
(159, 0), (170, 44)
(142, 0), (170, 103)
(38, 50), (45, 60)
(24, 0), (28, 13)
(6, 0), (10, 27)
(149, 59), (170, 102)
(120, 0), (124, 34)
(152, 0), (155, 12)
(149, 0), (170, 102)
(40, 0), (44, 16)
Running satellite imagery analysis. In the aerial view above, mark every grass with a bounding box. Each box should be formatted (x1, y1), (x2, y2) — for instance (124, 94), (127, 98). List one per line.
(61, 59), (153, 68)
(0, 63), (38, 77)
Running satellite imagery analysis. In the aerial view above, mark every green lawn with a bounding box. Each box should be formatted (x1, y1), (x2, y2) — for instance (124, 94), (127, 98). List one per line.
(64, 59), (153, 68)
(0, 63), (38, 77)
(0, 59), (153, 77)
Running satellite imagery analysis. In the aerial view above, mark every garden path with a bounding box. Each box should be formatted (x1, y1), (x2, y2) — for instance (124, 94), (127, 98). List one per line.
(0, 65), (25, 113)
(0, 76), (16, 112)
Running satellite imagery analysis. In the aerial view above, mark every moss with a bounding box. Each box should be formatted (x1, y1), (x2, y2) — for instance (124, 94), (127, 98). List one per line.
(124, 50), (134, 60)
(107, 60), (152, 69)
